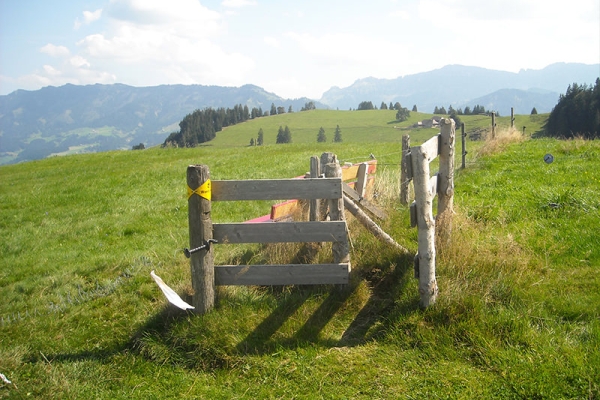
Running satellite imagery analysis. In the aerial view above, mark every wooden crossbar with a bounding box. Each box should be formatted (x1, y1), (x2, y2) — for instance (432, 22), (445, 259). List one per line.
(214, 221), (347, 244)
(215, 263), (350, 286)
(212, 178), (342, 201)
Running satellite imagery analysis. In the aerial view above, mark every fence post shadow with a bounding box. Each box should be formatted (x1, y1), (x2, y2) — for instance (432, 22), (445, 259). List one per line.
(339, 252), (419, 346)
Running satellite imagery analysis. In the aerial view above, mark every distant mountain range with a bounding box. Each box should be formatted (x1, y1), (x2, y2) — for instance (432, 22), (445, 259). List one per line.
(0, 83), (323, 164)
(1, 62), (598, 165)
(319, 63), (600, 114)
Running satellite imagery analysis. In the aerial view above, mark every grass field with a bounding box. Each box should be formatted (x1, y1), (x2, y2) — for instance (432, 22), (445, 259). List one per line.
(1, 110), (598, 398)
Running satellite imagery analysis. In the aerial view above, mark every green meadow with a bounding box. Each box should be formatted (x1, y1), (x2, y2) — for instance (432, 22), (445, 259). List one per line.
(1, 110), (598, 399)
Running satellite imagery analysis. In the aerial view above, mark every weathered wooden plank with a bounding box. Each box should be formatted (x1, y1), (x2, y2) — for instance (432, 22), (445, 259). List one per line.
(270, 199), (302, 221)
(213, 221), (348, 244)
(342, 182), (386, 220)
(341, 160), (377, 182)
(212, 178), (342, 201)
(355, 162), (369, 198)
(416, 133), (440, 161)
(215, 263), (350, 285)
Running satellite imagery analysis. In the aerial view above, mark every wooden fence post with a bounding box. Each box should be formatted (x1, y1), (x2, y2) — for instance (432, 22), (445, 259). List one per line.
(411, 142), (438, 308)
(320, 152), (336, 220)
(324, 160), (350, 266)
(438, 118), (455, 218)
(491, 112), (496, 139)
(461, 123), (466, 169)
(400, 134), (412, 205)
(511, 107), (515, 128)
(310, 156), (321, 221)
(187, 165), (215, 314)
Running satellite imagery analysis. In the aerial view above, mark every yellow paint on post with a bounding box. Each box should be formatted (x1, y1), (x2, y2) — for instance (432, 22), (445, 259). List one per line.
(187, 179), (211, 200)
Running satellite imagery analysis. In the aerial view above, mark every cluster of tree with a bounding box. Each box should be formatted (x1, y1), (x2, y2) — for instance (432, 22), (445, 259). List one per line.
(132, 143), (145, 150)
(433, 104), (490, 115)
(162, 104), (253, 147)
(249, 128), (265, 146)
(357, 101), (417, 114)
(546, 79), (600, 139)
(317, 125), (342, 143)
(395, 104), (410, 122)
(270, 103), (293, 115)
(358, 101), (375, 110)
(276, 126), (292, 144)
(301, 101), (316, 111)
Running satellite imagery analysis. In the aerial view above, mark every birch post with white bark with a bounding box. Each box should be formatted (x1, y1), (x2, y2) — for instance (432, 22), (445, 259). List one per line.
(411, 137), (439, 308)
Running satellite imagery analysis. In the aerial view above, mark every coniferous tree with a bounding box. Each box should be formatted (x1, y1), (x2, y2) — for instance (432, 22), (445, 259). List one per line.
(317, 127), (327, 142)
(380, 101), (388, 110)
(276, 126), (285, 143)
(284, 126), (292, 143)
(531, 107), (538, 115)
(333, 125), (342, 142)
(412, 105), (418, 112)
(257, 128), (264, 145)
(270, 103), (277, 116)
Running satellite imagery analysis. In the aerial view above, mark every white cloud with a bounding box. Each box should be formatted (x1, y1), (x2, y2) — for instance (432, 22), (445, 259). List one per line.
(222, 0), (257, 7)
(69, 56), (91, 68)
(40, 44), (70, 58)
(263, 36), (280, 48)
(74, 8), (103, 30)
(84, 9), (103, 24)
(72, 0), (254, 87)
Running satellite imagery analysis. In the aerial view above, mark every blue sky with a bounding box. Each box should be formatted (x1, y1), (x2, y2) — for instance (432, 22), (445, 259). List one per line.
(1, 0), (599, 99)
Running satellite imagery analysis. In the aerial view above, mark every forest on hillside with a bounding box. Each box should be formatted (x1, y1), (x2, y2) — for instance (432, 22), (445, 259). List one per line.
(545, 78), (600, 139)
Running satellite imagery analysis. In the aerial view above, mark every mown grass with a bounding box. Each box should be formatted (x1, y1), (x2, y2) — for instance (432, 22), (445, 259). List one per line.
(1, 110), (598, 399)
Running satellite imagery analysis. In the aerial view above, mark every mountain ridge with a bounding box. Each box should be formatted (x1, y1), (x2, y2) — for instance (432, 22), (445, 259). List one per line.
(1, 62), (598, 165)
(319, 62), (600, 114)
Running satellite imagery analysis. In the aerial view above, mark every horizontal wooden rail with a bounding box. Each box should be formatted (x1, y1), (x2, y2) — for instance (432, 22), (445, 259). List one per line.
(213, 221), (348, 243)
(212, 178), (342, 201)
(341, 159), (377, 182)
(215, 263), (350, 285)
(419, 133), (441, 161)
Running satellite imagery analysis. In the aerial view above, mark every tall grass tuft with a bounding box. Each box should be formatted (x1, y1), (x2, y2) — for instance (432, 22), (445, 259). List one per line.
(476, 126), (525, 158)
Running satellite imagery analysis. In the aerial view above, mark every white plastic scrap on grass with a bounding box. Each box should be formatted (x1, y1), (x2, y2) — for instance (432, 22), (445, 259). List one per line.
(150, 270), (194, 310)
(0, 373), (11, 385)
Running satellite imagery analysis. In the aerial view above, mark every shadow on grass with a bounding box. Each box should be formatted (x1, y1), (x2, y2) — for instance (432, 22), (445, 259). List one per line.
(26, 250), (419, 370)
(339, 252), (418, 346)
(236, 251), (419, 354)
(23, 302), (193, 366)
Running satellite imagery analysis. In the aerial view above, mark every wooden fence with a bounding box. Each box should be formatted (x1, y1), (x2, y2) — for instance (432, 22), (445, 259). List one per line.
(401, 118), (455, 308)
(186, 154), (380, 314)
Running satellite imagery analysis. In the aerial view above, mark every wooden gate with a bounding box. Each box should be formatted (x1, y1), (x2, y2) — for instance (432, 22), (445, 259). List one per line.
(186, 161), (350, 313)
